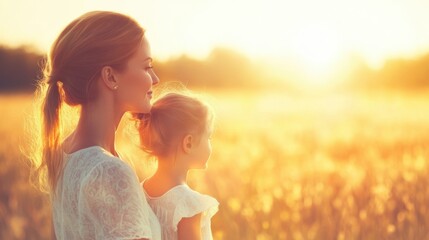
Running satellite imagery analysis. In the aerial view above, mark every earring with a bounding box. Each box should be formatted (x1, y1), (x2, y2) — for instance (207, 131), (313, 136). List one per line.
(113, 85), (118, 90)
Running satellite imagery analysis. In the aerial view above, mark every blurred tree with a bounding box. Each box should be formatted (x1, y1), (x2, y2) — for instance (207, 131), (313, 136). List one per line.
(378, 54), (429, 89)
(0, 46), (277, 92)
(155, 47), (283, 89)
(346, 53), (429, 91)
(0, 46), (43, 92)
(2, 44), (429, 92)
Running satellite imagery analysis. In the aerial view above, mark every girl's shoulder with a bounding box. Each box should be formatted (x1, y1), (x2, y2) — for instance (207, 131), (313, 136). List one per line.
(142, 182), (219, 232)
(175, 185), (219, 211)
(143, 183), (218, 210)
(142, 183), (189, 201)
(170, 185), (219, 230)
(143, 183), (207, 200)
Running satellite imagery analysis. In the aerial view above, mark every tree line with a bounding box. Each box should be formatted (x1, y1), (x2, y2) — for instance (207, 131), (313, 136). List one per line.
(0, 46), (285, 92)
(1, 45), (429, 92)
(0, 46), (42, 92)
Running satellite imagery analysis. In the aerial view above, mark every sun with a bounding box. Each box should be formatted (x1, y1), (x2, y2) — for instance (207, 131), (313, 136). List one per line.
(289, 25), (343, 87)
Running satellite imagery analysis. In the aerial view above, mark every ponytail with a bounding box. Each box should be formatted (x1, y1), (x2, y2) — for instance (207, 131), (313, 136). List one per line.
(44, 80), (64, 190)
(36, 78), (64, 192)
(136, 112), (161, 156)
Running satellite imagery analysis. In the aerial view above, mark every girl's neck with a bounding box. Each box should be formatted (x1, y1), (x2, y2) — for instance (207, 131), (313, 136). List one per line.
(156, 158), (188, 184)
(64, 98), (124, 156)
(144, 157), (189, 196)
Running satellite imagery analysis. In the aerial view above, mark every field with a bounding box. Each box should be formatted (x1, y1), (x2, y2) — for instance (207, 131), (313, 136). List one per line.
(1, 90), (428, 240)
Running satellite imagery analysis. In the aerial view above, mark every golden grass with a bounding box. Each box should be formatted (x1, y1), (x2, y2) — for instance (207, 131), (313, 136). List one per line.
(1, 90), (428, 239)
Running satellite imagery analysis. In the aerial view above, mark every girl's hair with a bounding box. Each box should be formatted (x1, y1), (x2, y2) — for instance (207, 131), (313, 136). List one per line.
(136, 92), (214, 158)
(31, 11), (145, 192)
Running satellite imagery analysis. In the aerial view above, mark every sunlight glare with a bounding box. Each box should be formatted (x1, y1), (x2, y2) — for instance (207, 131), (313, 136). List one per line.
(290, 24), (343, 86)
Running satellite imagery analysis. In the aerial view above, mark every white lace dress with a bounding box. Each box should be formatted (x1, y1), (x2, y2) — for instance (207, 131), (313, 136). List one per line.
(142, 183), (219, 240)
(52, 146), (161, 240)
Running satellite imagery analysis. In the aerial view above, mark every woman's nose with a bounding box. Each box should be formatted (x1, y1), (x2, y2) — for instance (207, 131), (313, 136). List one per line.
(151, 70), (160, 85)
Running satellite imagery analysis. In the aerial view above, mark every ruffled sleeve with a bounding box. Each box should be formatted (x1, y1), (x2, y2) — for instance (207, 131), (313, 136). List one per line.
(172, 188), (219, 238)
(80, 159), (152, 239)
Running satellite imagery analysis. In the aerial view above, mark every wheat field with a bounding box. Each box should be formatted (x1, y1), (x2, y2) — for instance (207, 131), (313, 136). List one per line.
(1, 90), (428, 240)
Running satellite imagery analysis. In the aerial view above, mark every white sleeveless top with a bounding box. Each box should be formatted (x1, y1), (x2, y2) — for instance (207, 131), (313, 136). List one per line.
(143, 183), (219, 240)
(52, 146), (161, 240)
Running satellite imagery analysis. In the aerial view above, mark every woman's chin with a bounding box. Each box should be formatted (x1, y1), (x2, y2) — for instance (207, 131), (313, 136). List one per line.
(138, 101), (152, 113)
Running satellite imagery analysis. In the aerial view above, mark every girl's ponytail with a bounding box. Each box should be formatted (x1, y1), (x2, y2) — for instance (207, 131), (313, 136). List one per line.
(135, 112), (157, 156)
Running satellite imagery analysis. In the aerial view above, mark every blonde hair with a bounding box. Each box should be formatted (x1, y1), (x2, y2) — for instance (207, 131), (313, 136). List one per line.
(135, 92), (214, 158)
(30, 11), (145, 192)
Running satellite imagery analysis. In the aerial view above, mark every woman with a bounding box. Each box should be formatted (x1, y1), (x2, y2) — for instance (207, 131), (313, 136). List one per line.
(29, 11), (161, 239)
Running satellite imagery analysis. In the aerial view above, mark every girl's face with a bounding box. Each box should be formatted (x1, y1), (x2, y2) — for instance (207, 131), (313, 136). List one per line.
(188, 127), (213, 169)
(114, 36), (159, 113)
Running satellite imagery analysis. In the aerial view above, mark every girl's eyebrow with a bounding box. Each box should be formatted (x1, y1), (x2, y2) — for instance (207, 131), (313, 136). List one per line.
(144, 57), (153, 63)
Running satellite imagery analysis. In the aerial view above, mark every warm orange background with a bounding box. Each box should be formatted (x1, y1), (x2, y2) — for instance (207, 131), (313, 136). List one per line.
(1, 1), (429, 239)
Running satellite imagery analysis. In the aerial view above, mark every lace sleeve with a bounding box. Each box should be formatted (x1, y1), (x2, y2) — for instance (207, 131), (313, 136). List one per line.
(80, 159), (152, 240)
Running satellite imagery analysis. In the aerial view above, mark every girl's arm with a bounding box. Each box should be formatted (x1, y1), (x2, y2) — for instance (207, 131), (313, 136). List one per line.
(177, 213), (202, 240)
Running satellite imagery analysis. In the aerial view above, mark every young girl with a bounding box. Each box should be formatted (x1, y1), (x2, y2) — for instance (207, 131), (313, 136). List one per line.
(135, 92), (219, 240)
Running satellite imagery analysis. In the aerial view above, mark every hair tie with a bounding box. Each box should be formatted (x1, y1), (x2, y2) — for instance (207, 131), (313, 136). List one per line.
(47, 73), (60, 85)
(140, 112), (151, 120)
(139, 113), (151, 127)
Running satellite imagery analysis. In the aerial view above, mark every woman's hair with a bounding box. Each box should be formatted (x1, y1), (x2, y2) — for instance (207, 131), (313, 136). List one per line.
(135, 92), (214, 158)
(31, 11), (145, 192)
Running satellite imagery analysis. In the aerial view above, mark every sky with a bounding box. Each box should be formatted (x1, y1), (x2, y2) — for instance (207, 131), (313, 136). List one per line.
(2, 0), (429, 85)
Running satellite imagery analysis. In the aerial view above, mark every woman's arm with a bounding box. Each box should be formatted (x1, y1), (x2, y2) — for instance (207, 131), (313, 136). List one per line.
(51, 220), (56, 240)
(177, 213), (202, 240)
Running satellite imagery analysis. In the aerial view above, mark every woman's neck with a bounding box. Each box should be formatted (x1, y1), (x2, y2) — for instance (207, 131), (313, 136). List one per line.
(65, 98), (124, 156)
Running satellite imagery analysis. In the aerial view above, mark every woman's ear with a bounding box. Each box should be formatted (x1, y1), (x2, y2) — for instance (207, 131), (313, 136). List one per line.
(101, 66), (119, 90)
(182, 134), (193, 153)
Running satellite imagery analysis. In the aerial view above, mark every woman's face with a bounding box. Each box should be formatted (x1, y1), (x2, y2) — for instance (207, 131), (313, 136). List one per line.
(114, 36), (159, 113)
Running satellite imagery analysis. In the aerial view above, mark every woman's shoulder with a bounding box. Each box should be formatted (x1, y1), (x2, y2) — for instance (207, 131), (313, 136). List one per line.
(66, 146), (135, 181)
(66, 146), (126, 166)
